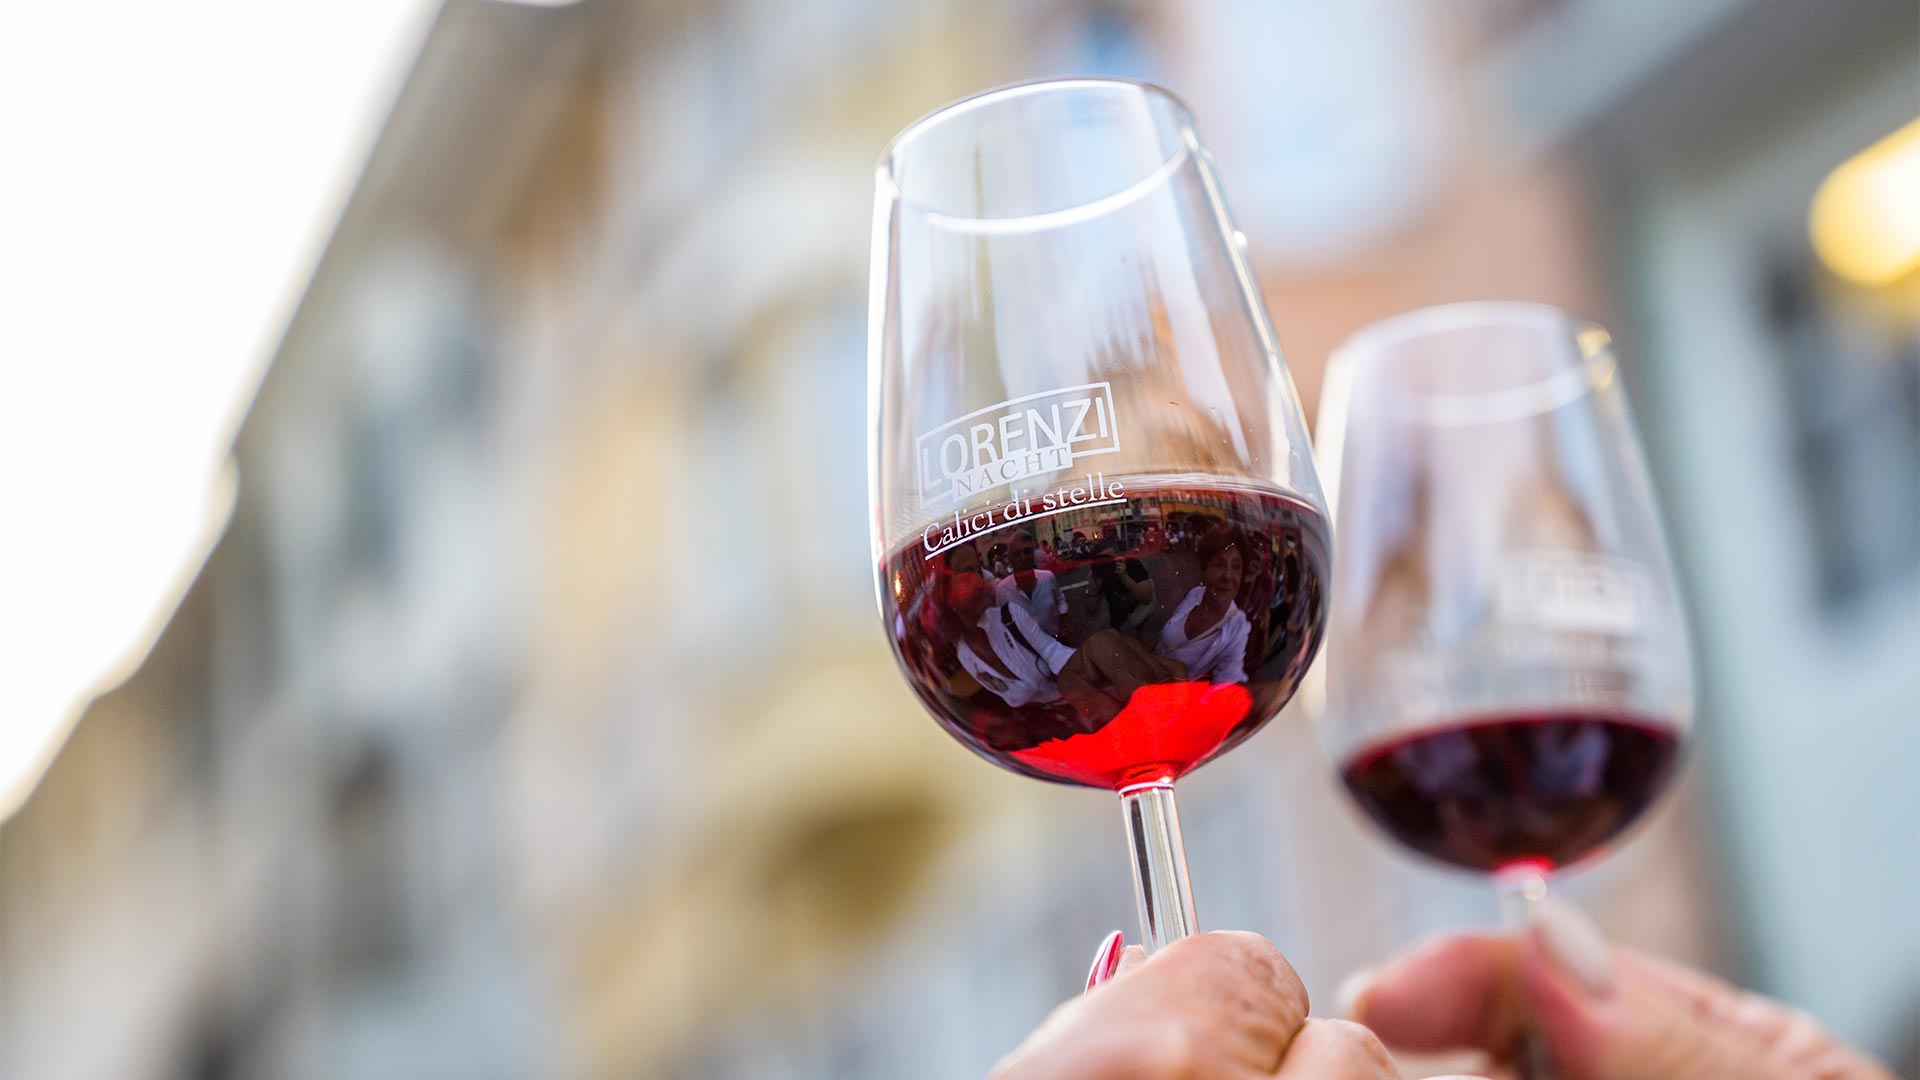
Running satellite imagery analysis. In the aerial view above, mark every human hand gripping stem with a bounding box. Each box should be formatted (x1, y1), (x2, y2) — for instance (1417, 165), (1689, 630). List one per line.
(1343, 898), (1898, 1080)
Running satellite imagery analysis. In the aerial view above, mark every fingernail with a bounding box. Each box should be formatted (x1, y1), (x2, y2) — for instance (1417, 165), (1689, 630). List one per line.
(1084, 930), (1125, 994)
(1335, 967), (1377, 1020)
(1534, 898), (1614, 996)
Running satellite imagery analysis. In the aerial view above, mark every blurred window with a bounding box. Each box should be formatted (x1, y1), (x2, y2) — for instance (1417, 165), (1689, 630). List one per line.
(327, 743), (412, 978)
(213, 510), (280, 731)
(1465, 0), (1565, 46)
(1059, 0), (1161, 78)
(1761, 254), (1920, 613)
(176, 1021), (238, 1080)
(344, 416), (403, 581)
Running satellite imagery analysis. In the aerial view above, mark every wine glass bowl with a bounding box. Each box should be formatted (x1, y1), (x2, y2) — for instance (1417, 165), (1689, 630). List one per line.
(879, 479), (1329, 790)
(869, 79), (1328, 951)
(1317, 302), (1695, 1076)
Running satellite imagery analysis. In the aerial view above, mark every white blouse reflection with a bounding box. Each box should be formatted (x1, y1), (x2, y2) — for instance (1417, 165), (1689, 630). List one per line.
(1156, 527), (1251, 685)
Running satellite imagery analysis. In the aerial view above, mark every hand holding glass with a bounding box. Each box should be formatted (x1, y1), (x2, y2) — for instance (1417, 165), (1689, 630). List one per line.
(1318, 303), (1694, 1077)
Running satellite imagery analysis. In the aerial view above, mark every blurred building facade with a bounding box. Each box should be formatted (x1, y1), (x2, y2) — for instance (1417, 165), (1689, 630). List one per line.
(2, 1), (1913, 1078)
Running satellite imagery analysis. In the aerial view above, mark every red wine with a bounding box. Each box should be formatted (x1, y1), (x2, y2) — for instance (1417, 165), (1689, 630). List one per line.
(882, 476), (1329, 789)
(1339, 712), (1681, 873)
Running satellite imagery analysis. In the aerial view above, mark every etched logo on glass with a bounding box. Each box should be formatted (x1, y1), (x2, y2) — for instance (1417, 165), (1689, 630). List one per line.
(917, 382), (1121, 507)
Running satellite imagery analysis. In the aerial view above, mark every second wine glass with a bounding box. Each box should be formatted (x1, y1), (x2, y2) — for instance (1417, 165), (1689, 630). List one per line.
(1317, 302), (1694, 1078)
(869, 79), (1329, 953)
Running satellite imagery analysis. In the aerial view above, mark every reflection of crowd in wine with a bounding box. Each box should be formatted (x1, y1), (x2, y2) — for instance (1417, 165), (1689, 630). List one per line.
(894, 502), (1326, 757)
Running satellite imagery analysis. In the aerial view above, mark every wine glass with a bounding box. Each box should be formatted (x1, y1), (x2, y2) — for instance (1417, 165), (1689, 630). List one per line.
(1317, 302), (1694, 1077)
(868, 79), (1329, 953)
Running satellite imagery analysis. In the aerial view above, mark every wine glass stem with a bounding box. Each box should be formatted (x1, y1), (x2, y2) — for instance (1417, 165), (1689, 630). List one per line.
(1120, 782), (1198, 953)
(1497, 864), (1559, 1080)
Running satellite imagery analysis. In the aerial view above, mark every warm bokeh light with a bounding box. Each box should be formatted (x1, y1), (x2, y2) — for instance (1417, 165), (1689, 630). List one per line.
(1810, 117), (1920, 287)
(0, 2), (436, 818)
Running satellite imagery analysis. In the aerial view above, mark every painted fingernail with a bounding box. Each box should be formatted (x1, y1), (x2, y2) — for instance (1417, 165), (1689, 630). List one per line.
(1335, 966), (1377, 1020)
(1534, 898), (1614, 996)
(1084, 930), (1125, 994)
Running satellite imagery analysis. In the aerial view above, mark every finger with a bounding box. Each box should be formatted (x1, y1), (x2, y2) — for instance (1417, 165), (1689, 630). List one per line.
(1272, 1019), (1398, 1079)
(1085, 931), (1126, 994)
(1113, 944), (1147, 978)
(1350, 933), (1526, 1054)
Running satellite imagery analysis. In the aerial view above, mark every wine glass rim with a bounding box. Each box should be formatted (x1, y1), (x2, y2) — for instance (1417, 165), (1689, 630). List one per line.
(1331, 301), (1618, 426)
(876, 77), (1198, 235)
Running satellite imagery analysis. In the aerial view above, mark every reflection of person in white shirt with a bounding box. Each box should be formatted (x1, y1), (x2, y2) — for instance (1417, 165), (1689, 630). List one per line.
(946, 570), (1076, 708)
(994, 528), (1068, 638)
(1157, 527), (1250, 685)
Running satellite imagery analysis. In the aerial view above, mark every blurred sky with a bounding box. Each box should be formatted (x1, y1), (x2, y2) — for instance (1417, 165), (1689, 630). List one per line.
(0, 2), (438, 815)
